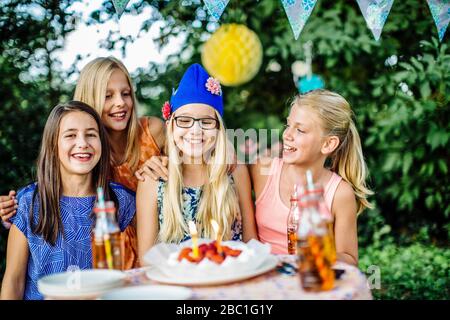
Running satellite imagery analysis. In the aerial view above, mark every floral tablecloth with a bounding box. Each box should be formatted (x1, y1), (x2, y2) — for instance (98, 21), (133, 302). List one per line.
(124, 255), (372, 300)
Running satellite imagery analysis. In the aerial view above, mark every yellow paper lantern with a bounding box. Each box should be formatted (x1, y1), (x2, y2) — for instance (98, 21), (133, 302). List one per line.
(201, 23), (263, 87)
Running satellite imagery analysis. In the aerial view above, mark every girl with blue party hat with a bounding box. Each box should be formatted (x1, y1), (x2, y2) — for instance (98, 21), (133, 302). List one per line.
(136, 64), (258, 258)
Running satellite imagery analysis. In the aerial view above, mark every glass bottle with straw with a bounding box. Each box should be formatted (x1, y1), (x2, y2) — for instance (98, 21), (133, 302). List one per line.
(92, 187), (114, 270)
(104, 201), (123, 270)
(305, 171), (337, 265)
(287, 184), (301, 255)
(92, 201), (107, 269)
(297, 170), (335, 291)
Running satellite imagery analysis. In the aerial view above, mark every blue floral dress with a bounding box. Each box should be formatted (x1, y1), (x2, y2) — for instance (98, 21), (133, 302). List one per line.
(10, 182), (136, 300)
(157, 178), (242, 242)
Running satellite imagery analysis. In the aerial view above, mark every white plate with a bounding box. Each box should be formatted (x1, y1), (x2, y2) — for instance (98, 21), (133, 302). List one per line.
(99, 285), (192, 300)
(38, 269), (127, 299)
(146, 255), (278, 286)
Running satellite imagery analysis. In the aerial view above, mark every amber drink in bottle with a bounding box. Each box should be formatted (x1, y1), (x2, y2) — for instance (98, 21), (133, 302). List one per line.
(305, 179), (337, 266)
(297, 192), (322, 291)
(297, 170), (335, 291)
(287, 185), (301, 254)
(105, 201), (123, 270)
(92, 203), (107, 269)
(92, 187), (114, 269)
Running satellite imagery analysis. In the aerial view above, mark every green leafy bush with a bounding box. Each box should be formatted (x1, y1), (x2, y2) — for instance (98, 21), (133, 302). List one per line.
(359, 226), (450, 300)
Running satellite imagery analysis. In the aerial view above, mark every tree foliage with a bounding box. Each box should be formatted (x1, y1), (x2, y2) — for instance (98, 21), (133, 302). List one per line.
(0, 0), (82, 275)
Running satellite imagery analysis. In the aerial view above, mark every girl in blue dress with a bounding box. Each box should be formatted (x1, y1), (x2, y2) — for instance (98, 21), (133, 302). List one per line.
(0, 101), (135, 300)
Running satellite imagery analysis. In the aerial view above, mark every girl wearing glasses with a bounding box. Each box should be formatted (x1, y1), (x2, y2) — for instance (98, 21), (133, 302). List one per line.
(136, 64), (258, 258)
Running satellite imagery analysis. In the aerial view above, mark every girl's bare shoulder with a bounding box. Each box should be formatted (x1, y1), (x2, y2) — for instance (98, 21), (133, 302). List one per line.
(249, 156), (275, 180)
(248, 157), (276, 200)
(335, 179), (356, 201)
(333, 179), (357, 216)
(145, 116), (164, 134)
(145, 116), (165, 149)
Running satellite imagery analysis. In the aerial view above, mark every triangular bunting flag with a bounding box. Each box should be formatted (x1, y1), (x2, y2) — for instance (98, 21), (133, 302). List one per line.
(356, 0), (394, 41)
(281, 0), (318, 40)
(426, 0), (450, 42)
(112, 0), (130, 18)
(203, 0), (230, 21)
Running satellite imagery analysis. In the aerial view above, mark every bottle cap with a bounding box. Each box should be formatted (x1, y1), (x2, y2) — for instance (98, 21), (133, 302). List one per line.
(105, 201), (115, 213)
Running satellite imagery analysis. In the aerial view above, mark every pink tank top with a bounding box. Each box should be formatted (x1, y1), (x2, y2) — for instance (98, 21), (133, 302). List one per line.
(255, 158), (342, 254)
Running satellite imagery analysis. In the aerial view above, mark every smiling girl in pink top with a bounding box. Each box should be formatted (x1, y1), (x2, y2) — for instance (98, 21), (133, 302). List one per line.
(250, 89), (373, 266)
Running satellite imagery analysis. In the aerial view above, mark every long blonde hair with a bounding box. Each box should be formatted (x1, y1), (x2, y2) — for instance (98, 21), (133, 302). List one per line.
(292, 89), (374, 214)
(159, 110), (240, 243)
(73, 56), (141, 171)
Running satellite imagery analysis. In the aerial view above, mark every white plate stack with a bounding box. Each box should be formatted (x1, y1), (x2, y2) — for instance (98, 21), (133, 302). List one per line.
(37, 269), (127, 299)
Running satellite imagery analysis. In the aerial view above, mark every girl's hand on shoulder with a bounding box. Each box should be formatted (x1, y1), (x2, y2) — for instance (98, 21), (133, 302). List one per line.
(0, 190), (18, 223)
(135, 156), (169, 181)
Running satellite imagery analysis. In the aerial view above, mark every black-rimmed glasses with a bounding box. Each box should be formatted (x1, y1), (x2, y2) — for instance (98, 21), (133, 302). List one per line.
(174, 116), (219, 130)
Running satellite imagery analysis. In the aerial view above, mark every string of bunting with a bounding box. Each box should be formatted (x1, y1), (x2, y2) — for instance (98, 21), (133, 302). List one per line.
(111, 0), (449, 42)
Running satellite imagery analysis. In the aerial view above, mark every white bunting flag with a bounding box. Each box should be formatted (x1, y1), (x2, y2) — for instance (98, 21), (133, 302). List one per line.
(356, 0), (394, 41)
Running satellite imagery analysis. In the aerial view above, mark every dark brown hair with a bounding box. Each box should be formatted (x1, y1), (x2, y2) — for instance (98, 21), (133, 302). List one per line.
(31, 100), (116, 245)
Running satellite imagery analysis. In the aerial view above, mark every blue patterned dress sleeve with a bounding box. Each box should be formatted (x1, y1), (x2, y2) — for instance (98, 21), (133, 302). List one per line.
(110, 182), (136, 232)
(10, 183), (37, 237)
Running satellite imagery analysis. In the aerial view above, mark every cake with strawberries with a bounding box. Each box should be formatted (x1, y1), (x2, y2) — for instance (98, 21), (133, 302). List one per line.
(166, 240), (258, 273)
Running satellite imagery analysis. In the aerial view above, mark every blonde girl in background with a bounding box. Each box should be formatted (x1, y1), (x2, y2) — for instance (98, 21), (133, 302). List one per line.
(73, 57), (165, 269)
(251, 89), (373, 265)
(136, 64), (258, 260)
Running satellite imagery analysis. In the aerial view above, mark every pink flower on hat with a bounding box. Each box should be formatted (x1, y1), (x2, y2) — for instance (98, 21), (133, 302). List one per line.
(162, 101), (171, 120)
(205, 77), (222, 96)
